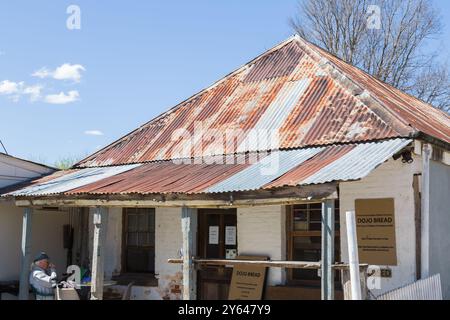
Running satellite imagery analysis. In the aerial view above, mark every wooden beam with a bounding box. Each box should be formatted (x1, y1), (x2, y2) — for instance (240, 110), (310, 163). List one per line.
(19, 207), (33, 300)
(181, 207), (197, 300)
(13, 183), (338, 208)
(168, 258), (367, 270)
(321, 199), (335, 300)
(421, 143), (431, 279)
(15, 197), (336, 209)
(90, 207), (108, 300)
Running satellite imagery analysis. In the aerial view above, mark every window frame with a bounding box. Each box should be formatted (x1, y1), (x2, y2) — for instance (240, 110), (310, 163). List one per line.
(121, 208), (156, 275)
(286, 201), (341, 286)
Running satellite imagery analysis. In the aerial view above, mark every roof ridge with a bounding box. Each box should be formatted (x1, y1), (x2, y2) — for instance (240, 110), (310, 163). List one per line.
(291, 35), (450, 139)
(291, 35), (414, 136)
(301, 36), (450, 121)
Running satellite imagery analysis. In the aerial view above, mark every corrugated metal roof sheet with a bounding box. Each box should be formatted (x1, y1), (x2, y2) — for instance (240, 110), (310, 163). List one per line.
(75, 36), (448, 168)
(6, 139), (411, 197)
(297, 138), (411, 185)
(206, 147), (324, 193)
(8, 164), (140, 196)
(310, 43), (450, 145)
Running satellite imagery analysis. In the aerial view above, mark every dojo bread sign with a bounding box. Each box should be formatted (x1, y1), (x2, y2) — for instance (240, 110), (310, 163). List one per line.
(228, 256), (268, 300)
(355, 198), (397, 266)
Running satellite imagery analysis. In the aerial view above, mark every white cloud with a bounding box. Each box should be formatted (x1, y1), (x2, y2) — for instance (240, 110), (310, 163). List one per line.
(0, 80), (23, 95)
(44, 90), (79, 104)
(84, 130), (104, 136)
(54, 64), (85, 82)
(1, 63), (84, 105)
(32, 63), (86, 82)
(32, 68), (51, 79)
(0, 81), (45, 103)
(23, 84), (43, 102)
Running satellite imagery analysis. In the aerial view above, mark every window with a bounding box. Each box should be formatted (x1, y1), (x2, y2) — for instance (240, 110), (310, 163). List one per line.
(287, 202), (340, 286)
(122, 208), (155, 273)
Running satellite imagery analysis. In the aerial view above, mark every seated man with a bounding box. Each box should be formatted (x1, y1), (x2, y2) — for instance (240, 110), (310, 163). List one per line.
(29, 252), (57, 300)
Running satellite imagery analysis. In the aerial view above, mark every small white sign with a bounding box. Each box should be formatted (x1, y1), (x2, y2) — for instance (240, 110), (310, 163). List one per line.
(225, 226), (236, 245)
(209, 226), (219, 245)
(226, 249), (237, 260)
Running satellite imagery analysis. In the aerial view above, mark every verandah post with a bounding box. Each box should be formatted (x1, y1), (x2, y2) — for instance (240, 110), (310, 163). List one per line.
(19, 207), (33, 300)
(90, 206), (109, 300)
(181, 207), (197, 300)
(321, 199), (335, 300)
(345, 210), (362, 300)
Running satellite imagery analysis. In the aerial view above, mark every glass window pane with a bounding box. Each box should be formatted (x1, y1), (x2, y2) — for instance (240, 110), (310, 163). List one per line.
(127, 214), (138, 231)
(293, 209), (308, 231)
(138, 232), (155, 246)
(149, 212), (155, 231)
(309, 222), (321, 231)
(127, 232), (138, 246)
(289, 201), (341, 283)
(138, 214), (149, 232)
(309, 203), (322, 210)
(309, 211), (321, 222)
(292, 236), (321, 281)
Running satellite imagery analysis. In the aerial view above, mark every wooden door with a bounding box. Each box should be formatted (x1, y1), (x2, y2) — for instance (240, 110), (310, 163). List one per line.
(197, 209), (237, 300)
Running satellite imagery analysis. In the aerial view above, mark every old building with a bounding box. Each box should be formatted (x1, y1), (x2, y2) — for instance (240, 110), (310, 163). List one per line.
(0, 152), (70, 299)
(2, 35), (449, 300)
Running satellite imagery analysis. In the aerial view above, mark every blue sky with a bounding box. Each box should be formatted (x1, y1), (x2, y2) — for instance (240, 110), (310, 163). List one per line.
(0, 0), (449, 165)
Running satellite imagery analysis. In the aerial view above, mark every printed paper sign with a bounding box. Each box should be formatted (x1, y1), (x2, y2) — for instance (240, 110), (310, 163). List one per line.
(208, 226), (219, 245)
(225, 226), (236, 245)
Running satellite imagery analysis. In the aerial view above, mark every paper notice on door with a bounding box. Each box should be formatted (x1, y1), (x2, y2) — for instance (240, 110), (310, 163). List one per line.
(225, 226), (236, 245)
(208, 226), (219, 245)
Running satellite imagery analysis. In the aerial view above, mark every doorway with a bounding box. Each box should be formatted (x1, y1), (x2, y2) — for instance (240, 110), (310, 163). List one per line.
(197, 209), (237, 300)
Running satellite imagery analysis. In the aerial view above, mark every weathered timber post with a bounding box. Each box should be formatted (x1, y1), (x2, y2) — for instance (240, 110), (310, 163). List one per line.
(19, 207), (33, 300)
(321, 199), (335, 300)
(321, 200), (335, 300)
(90, 207), (109, 300)
(345, 210), (363, 300)
(181, 207), (197, 300)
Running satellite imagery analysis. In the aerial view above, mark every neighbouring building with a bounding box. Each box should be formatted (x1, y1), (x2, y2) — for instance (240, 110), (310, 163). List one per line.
(1, 36), (449, 300)
(0, 152), (71, 299)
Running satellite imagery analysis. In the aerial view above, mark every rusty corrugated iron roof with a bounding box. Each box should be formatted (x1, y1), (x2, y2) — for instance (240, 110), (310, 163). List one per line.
(75, 36), (449, 168)
(5, 139), (412, 196)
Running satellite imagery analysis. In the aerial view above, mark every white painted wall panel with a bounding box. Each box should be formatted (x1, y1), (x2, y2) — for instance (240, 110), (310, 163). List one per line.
(237, 205), (286, 286)
(0, 202), (69, 281)
(429, 160), (450, 299)
(339, 156), (420, 297)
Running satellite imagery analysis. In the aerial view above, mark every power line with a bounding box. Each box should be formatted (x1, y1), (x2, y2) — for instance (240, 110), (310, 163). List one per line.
(0, 139), (8, 154)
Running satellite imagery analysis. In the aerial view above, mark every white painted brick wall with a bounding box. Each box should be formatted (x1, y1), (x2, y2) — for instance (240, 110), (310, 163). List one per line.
(237, 205), (286, 286)
(88, 207), (123, 280)
(340, 156), (420, 296)
(155, 207), (183, 299)
(89, 207), (183, 299)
